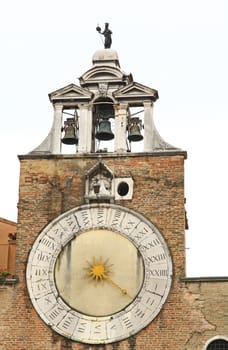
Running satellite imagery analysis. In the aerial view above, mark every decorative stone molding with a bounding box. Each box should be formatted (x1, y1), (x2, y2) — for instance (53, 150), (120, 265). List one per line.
(84, 160), (114, 203)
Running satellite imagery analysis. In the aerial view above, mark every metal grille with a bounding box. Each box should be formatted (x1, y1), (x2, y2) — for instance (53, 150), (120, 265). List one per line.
(207, 339), (228, 350)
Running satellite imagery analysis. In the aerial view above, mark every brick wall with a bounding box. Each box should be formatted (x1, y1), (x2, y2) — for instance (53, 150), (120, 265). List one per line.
(0, 152), (227, 350)
(0, 218), (16, 274)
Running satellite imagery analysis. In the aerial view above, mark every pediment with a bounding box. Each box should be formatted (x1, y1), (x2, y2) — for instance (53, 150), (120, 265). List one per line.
(49, 83), (93, 103)
(85, 160), (113, 179)
(113, 82), (158, 101)
(80, 66), (124, 84)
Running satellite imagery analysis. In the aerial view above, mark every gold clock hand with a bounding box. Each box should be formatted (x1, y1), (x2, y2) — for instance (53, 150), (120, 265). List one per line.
(103, 274), (132, 298)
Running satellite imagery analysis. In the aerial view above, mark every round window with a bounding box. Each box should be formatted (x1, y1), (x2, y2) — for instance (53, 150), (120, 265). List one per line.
(117, 181), (129, 196)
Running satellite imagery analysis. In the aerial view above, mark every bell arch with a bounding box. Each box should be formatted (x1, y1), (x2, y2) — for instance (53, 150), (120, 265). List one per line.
(92, 97), (115, 152)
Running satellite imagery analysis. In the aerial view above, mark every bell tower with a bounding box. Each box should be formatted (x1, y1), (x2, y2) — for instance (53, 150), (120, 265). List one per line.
(14, 28), (207, 350)
(31, 48), (176, 156)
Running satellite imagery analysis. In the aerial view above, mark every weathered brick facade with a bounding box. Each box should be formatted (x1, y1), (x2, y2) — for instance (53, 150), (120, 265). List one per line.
(0, 152), (227, 350)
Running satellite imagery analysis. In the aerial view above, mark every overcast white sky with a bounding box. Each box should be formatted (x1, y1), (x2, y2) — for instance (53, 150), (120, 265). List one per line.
(0, 0), (227, 277)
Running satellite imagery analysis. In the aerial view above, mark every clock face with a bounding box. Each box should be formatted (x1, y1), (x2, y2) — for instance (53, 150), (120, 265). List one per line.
(26, 204), (172, 344)
(55, 229), (144, 316)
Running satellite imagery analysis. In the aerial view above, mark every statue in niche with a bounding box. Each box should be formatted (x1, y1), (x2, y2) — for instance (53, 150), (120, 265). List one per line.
(96, 23), (112, 49)
(89, 173), (111, 196)
(85, 160), (114, 203)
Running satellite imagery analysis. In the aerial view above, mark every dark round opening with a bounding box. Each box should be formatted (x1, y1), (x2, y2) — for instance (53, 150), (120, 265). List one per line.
(117, 182), (129, 196)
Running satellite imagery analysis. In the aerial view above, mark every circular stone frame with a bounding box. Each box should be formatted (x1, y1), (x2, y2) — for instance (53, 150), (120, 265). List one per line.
(26, 203), (172, 344)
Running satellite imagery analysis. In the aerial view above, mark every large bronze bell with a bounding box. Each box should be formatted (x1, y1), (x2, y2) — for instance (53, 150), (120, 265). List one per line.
(62, 119), (78, 145)
(95, 120), (114, 141)
(128, 117), (143, 142)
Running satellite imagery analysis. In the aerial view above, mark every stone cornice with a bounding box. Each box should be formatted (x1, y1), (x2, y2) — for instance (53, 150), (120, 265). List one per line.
(181, 276), (228, 282)
(18, 150), (187, 160)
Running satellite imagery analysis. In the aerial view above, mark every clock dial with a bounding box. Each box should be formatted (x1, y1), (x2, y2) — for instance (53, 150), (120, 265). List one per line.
(54, 229), (144, 316)
(26, 204), (172, 344)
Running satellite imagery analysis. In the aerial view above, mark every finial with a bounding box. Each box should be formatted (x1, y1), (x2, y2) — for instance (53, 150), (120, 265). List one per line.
(96, 23), (112, 49)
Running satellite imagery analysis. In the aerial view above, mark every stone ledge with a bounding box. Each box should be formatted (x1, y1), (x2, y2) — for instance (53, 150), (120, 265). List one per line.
(0, 277), (19, 285)
(181, 276), (228, 283)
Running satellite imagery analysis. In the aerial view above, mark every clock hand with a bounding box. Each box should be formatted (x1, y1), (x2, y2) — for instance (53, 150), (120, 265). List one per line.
(103, 274), (132, 298)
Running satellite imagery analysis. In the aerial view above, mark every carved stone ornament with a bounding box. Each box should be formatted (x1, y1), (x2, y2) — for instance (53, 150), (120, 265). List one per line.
(98, 83), (108, 97)
(85, 160), (114, 203)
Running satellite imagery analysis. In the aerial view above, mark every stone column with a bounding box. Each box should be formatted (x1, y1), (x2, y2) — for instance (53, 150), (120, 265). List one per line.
(51, 103), (63, 154)
(114, 103), (128, 153)
(143, 101), (154, 152)
(78, 104), (92, 153)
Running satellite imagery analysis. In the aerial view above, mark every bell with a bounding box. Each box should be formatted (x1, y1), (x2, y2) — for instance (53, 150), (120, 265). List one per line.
(95, 120), (114, 141)
(128, 118), (143, 142)
(62, 124), (78, 145)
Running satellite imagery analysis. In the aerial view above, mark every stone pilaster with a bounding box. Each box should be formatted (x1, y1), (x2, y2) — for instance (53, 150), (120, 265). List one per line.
(114, 103), (128, 153)
(78, 104), (93, 153)
(143, 101), (154, 152)
(50, 103), (63, 154)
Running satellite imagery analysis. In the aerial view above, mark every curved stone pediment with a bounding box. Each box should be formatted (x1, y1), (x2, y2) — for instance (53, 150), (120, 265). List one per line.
(79, 66), (131, 86)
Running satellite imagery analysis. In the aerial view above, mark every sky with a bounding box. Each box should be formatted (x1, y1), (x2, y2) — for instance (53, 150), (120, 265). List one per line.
(0, 0), (227, 277)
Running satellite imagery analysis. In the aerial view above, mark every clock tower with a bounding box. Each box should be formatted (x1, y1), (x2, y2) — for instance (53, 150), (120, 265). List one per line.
(18, 41), (191, 348)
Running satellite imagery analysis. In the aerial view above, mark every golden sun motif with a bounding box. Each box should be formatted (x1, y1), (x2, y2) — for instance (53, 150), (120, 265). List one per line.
(84, 257), (113, 282)
(84, 257), (132, 298)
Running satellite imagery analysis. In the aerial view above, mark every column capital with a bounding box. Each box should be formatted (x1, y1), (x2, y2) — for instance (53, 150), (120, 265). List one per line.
(79, 103), (90, 110)
(115, 102), (128, 111)
(54, 103), (63, 111)
(143, 101), (153, 108)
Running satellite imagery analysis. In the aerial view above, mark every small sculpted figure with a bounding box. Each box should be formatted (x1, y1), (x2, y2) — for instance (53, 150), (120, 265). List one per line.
(96, 23), (112, 49)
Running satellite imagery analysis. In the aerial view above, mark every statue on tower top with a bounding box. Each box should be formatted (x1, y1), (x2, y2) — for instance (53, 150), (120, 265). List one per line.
(96, 23), (112, 49)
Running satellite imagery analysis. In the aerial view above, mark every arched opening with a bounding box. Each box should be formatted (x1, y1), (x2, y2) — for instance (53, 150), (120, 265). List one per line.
(92, 97), (115, 152)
